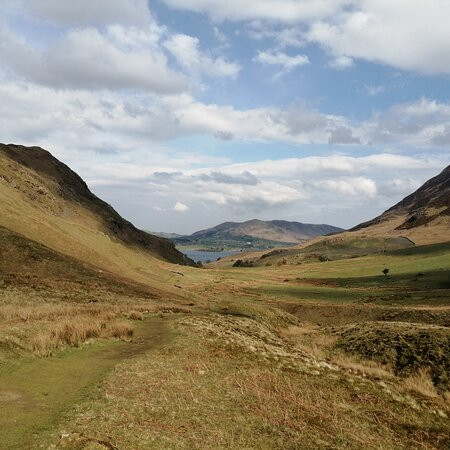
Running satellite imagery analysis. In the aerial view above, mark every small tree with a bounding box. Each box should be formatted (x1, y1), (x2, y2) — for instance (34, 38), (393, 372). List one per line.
(382, 268), (389, 277)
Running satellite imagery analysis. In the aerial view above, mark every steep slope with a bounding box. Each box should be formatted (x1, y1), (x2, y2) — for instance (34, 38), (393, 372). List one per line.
(177, 219), (343, 248)
(0, 144), (194, 292)
(0, 224), (166, 301)
(0, 144), (190, 265)
(353, 165), (449, 232)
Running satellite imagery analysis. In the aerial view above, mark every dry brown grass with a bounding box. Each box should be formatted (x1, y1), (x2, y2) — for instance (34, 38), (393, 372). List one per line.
(31, 319), (104, 356)
(127, 310), (144, 321)
(332, 354), (394, 379)
(280, 324), (395, 380)
(0, 301), (156, 358)
(403, 368), (439, 398)
(109, 321), (133, 339)
(55, 316), (450, 450)
(30, 318), (134, 356)
(0, 302), (153, 323)
(280, 324), (336, 359)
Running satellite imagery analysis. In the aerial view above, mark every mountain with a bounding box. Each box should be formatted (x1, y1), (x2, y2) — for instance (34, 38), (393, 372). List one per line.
(151, 231), (183, 239)
(175, 219), (343, 249)
(0, 144), (194, 284)
(351, 165), (449, 242)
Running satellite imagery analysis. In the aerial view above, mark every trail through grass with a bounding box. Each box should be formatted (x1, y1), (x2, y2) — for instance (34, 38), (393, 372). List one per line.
(0, 317), (170, 449)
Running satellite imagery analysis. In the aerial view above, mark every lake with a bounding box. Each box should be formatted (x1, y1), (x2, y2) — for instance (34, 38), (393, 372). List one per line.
(179, 249), (241, 263)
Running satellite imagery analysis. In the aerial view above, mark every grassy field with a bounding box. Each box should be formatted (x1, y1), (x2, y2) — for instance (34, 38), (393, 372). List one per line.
(0, 237), (449, 448)
(40, 312), (450, 449)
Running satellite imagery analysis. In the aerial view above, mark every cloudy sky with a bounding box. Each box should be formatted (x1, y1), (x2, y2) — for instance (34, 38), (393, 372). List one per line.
(1, 0), (449, 234)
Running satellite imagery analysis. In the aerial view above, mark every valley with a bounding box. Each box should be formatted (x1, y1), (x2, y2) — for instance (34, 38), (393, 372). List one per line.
(0, 146), (449, 449)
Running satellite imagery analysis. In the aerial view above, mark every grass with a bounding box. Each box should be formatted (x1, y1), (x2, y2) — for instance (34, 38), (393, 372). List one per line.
(404, 369), (439, 398)
(51, 314), (449, 449)
(0, 317), (170, 449)
(255, 284), (381, 303)
(31, 319), (134, 356)
(334, 322), (450, 390)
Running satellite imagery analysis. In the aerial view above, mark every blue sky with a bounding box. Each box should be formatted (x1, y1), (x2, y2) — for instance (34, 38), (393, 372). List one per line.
(0, 0), (449, 233)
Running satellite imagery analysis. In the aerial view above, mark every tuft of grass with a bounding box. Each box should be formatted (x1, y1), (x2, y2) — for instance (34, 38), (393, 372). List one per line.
(127, 310), (144, 321)
(280, 324), (336, 359)
(30, 319), (133, 356)
(108, 321), (133, 339)
(332, 355), (394, 379)
(31, 319), (103, 356)
(404, 368), (439, 398)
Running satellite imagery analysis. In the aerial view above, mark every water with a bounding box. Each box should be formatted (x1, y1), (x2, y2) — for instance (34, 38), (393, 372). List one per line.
(179, 249), (241, 263)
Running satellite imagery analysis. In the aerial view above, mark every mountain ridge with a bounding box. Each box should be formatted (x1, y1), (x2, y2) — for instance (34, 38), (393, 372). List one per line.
(1, 143), (192, 265)
(352, 164), (449, 234)
(175, 219), (343, 249)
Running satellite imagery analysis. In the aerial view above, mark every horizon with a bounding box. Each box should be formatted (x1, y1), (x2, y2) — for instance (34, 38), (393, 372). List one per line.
(1, 1), (449, 234)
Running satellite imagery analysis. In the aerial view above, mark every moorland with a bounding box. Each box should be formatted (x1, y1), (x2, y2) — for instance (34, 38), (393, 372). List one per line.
(0, 144), (449, 449)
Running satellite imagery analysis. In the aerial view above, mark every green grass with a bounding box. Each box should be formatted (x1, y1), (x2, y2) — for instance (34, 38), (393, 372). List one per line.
(0, 317), (171, 449)
(255, 285), (372, 303)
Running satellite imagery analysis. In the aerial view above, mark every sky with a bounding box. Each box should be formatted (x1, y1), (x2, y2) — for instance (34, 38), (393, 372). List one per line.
(0, 0), (449, 234)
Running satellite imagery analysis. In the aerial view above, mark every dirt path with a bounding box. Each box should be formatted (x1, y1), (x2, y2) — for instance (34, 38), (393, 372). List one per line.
(0, 317), (170, 449)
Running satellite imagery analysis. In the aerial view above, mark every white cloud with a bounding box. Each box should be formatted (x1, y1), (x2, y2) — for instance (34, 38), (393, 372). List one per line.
(164, 34), (241, 79)
(365, 98), (450, 148)
(247, 23), (305, 48)
(174, 202), (189, 212)
(217, 154), (435, 179)
(25, 0), (153, 27)
(2, 76), (450, 152)
(0, 24), (187, 93)
(328, 126), (360, 145)
(161, 0), (348, 23)
(162, 0), (450, 75)
(195, 181), (305, 209)
(306, 1), (450, 75)
(254, 50), (310, 73)
(314, 177), (377, 197)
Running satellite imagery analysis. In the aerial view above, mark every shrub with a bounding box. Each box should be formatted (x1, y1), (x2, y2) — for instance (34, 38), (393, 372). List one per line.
(233, 259), (253, 268)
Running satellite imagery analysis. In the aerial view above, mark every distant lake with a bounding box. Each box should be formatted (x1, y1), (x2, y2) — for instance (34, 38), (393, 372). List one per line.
(179, 249), (241, 263)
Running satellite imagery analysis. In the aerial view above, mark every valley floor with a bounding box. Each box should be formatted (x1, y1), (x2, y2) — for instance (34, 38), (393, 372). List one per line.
(0, 242), (449, 449)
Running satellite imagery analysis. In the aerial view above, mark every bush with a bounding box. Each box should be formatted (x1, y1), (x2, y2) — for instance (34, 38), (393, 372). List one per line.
(232, 259), (253, 268)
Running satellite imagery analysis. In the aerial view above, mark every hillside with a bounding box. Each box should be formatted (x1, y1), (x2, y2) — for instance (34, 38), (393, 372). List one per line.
(352, 165), (449, 234)
(0, 144), (195, 296)
(212, 166), (450, 268)
(0, 144), (191, 265)
(175, 219), (343, 250)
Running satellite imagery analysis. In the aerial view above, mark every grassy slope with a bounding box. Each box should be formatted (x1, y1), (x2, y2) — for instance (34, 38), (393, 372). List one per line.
(0, 239), (449, 448)
(0, 154), (197, 297)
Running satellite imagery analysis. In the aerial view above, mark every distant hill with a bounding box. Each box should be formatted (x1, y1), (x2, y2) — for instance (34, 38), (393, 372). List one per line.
(0, 143), (193, 274)
(151, 231), (183, 239)
(351, 165), (449, 239)
(174, 219), (343, 250)
(211, 166), (450, 267)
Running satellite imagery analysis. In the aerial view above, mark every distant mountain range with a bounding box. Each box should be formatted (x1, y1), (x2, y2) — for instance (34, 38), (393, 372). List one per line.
(170, 219), (344, 250)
